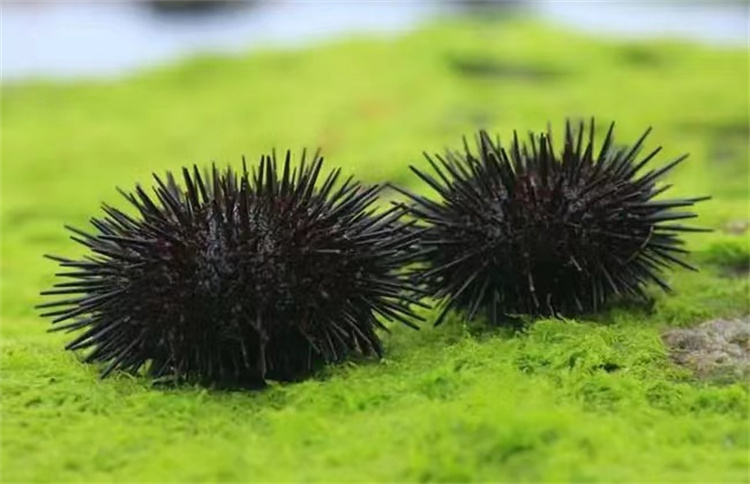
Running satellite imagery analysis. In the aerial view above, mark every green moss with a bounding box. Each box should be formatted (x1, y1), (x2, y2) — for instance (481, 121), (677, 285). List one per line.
(1, 19), (749, 483)
(698, 239), (750, 276)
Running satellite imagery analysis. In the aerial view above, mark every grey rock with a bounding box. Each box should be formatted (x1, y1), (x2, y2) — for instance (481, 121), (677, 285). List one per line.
(662, 316), (750, 380)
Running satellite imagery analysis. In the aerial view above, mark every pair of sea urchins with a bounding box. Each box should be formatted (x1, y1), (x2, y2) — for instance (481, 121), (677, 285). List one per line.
(38, 120), (709, 386)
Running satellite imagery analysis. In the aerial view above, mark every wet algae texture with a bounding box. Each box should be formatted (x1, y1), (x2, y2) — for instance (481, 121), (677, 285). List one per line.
(1, 20), (749, 483)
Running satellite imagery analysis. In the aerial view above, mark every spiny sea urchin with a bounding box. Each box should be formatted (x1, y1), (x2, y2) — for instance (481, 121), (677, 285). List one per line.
(38, 151), (424, 385)
(399, 119), (710, 324)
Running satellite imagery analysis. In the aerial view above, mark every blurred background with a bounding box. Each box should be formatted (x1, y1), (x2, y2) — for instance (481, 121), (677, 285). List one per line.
(2, 0), (748, 81)
(2, 0), (749, 225)
(2, 0), (748, 253)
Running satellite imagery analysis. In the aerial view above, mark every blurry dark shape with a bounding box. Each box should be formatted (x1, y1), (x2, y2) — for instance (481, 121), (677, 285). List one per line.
(618, 45), (665, 67)
(676, 120), (750, 139)
(597, 362), (622, 373)
(447, 55), (563, 81)
(676, 120), (749, 165)
(145, 0), (242, 16)
(710, 143), (746, 165)
(453, 0), (526, 19)
(700, 240), (750, 278)
(400, 120), (710, 324)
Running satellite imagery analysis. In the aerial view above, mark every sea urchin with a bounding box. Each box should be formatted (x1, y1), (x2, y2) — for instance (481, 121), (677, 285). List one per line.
(38, 151), (423, 385)
(400, 119), (709, 324)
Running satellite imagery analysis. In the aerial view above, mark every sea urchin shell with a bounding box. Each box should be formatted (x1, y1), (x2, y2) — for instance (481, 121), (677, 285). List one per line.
(400, 119), (710, 324)
(38, 151), (423, 385)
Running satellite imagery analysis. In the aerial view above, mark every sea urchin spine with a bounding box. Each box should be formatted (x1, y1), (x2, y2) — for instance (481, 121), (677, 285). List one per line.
(38, 151), (424, 385)
(400, 119), (710, 324)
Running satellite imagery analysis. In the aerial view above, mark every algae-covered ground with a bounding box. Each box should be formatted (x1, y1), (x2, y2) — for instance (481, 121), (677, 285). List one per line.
(1, 19), (749, 483)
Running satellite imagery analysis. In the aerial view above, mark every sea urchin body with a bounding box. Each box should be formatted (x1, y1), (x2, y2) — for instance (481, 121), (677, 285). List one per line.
(38, 151), (423, 385)
(401, 119), (709, 324)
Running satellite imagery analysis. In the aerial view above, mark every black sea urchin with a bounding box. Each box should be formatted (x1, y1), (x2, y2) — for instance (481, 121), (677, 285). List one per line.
(400, 119), (709, 324)
(38, 151), (423, 385)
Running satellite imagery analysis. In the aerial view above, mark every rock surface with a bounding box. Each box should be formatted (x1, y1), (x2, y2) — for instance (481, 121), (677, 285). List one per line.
(663, 316), (750, 380)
